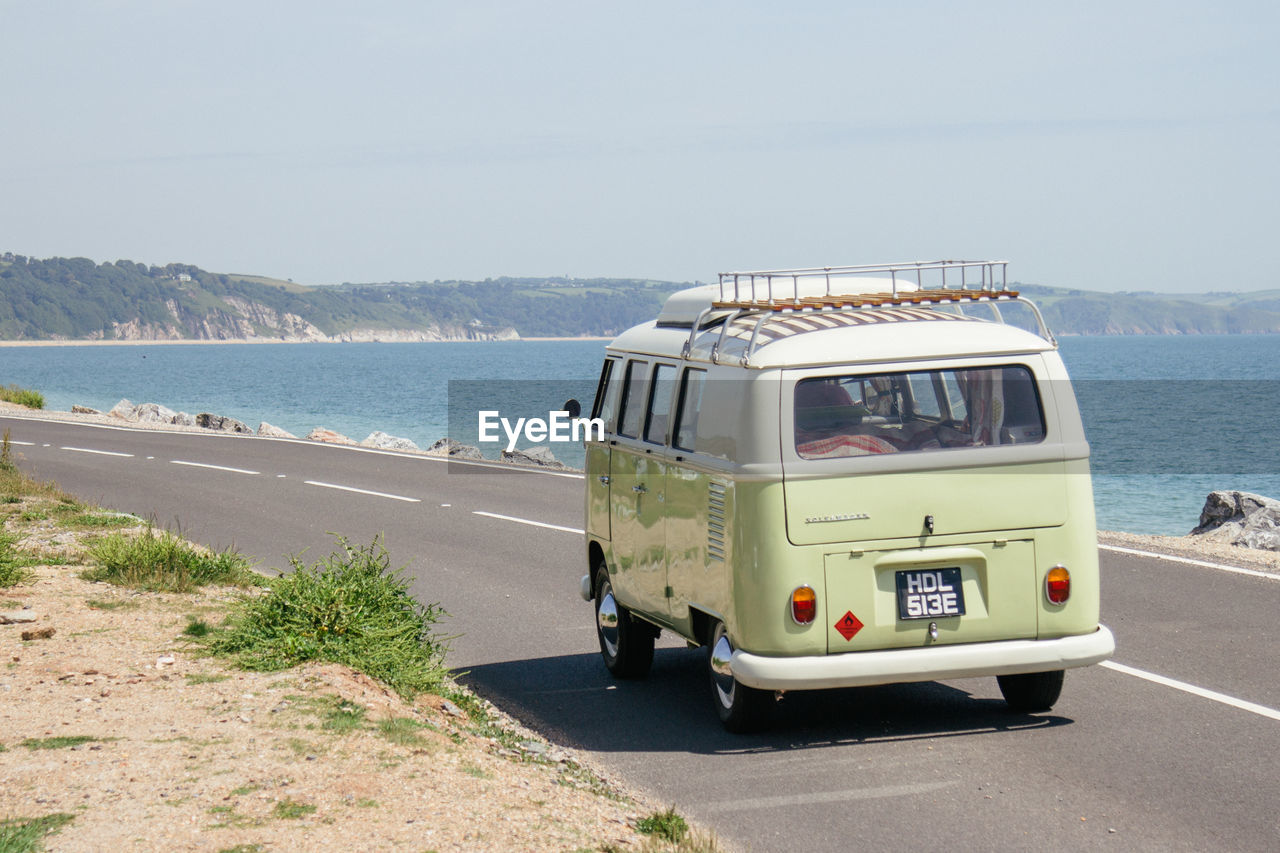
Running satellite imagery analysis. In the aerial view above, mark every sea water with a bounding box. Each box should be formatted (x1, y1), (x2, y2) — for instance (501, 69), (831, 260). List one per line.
(3, 335), (1277, 535)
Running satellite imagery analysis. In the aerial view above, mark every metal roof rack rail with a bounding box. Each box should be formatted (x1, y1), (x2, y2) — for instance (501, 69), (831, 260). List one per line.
(679, 260), (1053, 364)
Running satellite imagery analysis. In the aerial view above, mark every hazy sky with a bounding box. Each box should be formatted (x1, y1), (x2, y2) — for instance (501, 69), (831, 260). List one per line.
(3, 1), (1276, 291)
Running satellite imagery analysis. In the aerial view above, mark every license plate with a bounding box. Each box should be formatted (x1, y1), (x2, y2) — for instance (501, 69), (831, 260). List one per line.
(895, 568), (965, 620)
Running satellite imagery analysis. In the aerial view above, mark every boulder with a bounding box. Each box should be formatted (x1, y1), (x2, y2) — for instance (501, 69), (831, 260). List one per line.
(196, 413), (252, 434)
(257, 422), (297, 439)
(108, 399), (137, 420)
(71, 405), (101, 415)
(172, 411), (196, 427)
(1189, 490), (1280, 552)
(425, 437), (484, 460)
(362, 431), (420, 452)
(500, 445), (567, 470)
(306, 428), (356, 445)
(135, 402), (179, 424)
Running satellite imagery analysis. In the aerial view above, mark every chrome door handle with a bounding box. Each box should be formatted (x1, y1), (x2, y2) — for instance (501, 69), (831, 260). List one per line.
(598, 475), (610, 485)
(632, 484), (647, 494)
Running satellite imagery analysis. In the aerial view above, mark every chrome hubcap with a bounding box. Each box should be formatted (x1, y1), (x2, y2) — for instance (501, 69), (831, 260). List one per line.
(597, 589), (620, 658)
(710, 632), (736, 707)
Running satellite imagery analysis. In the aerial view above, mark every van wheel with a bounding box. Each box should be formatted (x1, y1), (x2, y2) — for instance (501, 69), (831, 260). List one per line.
(708, 622), (772, 732)
(997, 670), (1064, 711)
(594, 567), (654, 678)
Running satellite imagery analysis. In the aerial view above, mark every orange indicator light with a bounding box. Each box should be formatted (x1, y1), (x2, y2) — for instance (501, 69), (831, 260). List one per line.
(791, 586), (817, 625)
(1046, 565), (1071, 605)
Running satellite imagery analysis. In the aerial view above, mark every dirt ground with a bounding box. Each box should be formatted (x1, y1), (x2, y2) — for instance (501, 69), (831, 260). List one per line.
(0, 528), (707, 852)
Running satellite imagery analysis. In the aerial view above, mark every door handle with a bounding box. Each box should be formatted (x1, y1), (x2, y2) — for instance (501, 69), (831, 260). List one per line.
(632, 484), (647, 494)
(598, 475), (610, 485)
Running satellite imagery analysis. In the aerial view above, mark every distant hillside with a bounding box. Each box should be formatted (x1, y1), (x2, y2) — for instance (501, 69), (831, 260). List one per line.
(1017, 284), (1280, 335)
(0, 254), (688, 342)
(3, 253), (1279, 341)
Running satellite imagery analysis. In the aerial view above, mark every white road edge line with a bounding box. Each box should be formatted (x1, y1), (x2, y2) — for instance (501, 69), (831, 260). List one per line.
(60, 446), (134, 458)
(7, 440), (35, 446)
(1099, 543), (1278, 581)
(472, 511), (584, 535)
(171, 460), (260, 475)
(1101, 661), (1280, 722)
(304, 481), (421, 503)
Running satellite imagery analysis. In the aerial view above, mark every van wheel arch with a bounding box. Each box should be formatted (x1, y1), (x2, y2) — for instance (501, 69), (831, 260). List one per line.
(586, 541), (607, 600)
(688, 607), (716, 648)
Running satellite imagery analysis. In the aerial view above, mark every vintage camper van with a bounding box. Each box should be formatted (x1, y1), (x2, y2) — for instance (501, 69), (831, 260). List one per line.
(578, 260), (1114, 731)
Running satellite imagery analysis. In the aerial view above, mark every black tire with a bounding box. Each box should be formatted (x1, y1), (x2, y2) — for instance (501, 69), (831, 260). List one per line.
(997, 670), (1064, 712)
(594, 565), (654, 679)
(707, 621), (773, 732)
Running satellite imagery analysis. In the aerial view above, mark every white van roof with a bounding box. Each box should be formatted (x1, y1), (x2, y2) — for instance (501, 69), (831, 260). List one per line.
(613, 260), (1056, 369)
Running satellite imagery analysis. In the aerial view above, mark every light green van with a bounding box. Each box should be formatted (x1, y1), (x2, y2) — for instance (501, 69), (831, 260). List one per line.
(578, 260), (1114, 731)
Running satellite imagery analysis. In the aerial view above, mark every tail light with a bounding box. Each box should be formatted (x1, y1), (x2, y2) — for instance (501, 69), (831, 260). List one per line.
(791, 586), (817, 625)
(1046, 565), (1070, 605)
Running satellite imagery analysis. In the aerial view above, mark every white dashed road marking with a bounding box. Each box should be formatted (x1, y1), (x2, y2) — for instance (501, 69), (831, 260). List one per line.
(304, 481), (421, 503)
(471, 511), (583, 535)
(60, 446), (133, 457)
(171, 460), (260, 475)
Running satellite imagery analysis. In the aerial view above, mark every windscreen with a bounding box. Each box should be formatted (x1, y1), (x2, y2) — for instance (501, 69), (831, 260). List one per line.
(794, 365), (1044, 459)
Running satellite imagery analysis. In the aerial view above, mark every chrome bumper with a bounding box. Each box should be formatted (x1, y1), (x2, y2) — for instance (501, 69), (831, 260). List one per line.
(730, 625), (1115, 691)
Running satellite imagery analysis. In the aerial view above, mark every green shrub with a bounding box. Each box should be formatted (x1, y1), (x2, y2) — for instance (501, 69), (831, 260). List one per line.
(637, 807), (689, 843)
(206, 536), (449, 699)
(0, 385), (44, 410)
(83, 524), (260, 593)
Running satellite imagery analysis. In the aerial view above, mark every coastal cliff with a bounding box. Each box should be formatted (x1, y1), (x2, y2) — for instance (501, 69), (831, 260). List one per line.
(0, 255), (677, 342)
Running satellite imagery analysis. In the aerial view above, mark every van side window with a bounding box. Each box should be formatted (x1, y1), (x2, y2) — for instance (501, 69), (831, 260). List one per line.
(591, 358), (618, 429)
(673, 368), (706, 451)
(795, 365), (1044, 458)
(643, 363), (677, 445)
(617, 360), (648, 438)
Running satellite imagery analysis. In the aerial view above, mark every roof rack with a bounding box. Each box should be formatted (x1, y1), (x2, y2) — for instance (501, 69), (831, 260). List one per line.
(716, 259), (1009, 305)
(681, 260), (1053, 365)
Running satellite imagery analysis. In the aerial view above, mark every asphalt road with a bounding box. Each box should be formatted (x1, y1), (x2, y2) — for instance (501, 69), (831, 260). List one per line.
(4, 413), (1278, 852)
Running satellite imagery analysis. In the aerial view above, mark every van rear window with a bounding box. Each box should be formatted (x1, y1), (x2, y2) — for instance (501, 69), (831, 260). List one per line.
(794, 365), (1044, 459)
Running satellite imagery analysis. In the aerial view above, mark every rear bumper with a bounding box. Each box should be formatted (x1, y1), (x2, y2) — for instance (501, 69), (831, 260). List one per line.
(730, 625), (1115, 691)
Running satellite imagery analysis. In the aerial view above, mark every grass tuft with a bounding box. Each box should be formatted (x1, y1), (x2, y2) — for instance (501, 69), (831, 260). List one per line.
(0, 812), (74, 852)
(271, 798), (316, 820)
(376, 716), (433, 748)
(0, 532), (36, 588)
(205, 535), (449, 699)
(19, 735), (100, 751)
(182, 617), (212, 638)
(82, 524), (260, 593)
(322, 701), (367, 734)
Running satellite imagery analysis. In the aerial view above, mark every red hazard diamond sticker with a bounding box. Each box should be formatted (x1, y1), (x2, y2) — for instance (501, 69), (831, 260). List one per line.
(835, 611), (864, 641)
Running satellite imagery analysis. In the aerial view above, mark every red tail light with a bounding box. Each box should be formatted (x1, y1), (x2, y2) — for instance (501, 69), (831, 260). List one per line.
(1046, 565), (1070, 605)
(791, 586), (817, 625)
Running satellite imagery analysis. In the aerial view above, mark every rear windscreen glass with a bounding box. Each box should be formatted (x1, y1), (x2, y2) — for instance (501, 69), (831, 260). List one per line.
(794, 365), (1044, 459)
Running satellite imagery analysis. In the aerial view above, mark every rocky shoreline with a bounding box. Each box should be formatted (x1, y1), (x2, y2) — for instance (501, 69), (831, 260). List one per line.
(4, 399), (575, 472)
(4, 400), (1278, 574)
